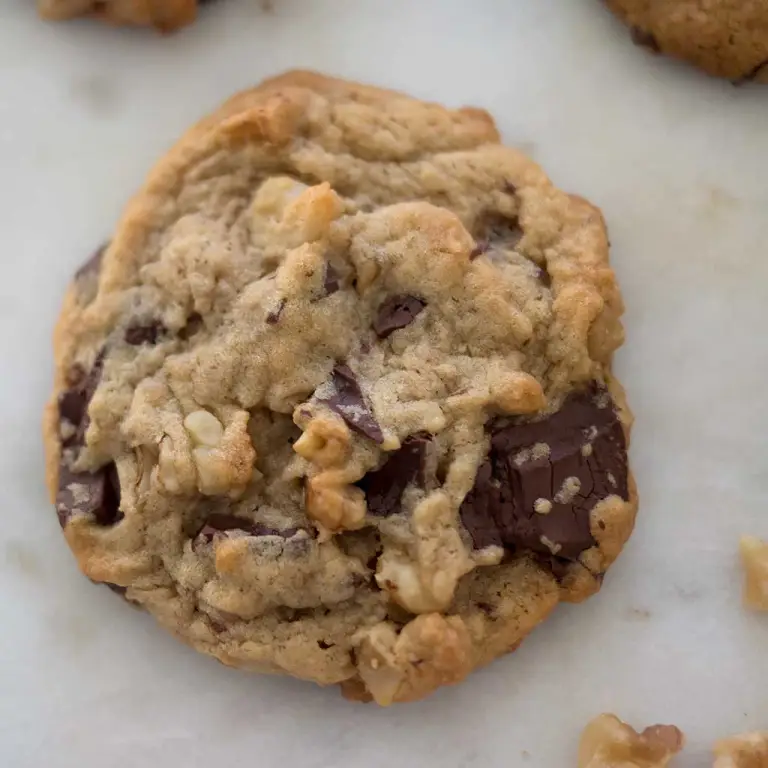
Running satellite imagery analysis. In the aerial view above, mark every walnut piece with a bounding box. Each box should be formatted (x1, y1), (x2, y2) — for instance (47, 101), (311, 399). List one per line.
(578, 714), (685, 768)
(292, 416), (351, 468)
(739, 536), (768, 611)
(353, 613), (473, 706)
(714, 732), (768, 768)
(306, 470), (367, 533)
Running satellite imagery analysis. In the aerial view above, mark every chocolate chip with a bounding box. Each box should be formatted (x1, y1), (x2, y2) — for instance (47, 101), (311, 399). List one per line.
(459, 386), (629, 562)
(630, 26), (660, 53)
(56, 462), (123, 528)
(357, 434), (431, 516)
(266, 299), (286, 325)
(503, 181), (518, 195)
(324, 365), (384, 444)
(323, 262), (341, 297)
(475, 213), (523, 250)
(125, 320), (164, 346)
(372, 295), (426, 339)
(197, 513), (298, 542)
(75, 243), (108, 281)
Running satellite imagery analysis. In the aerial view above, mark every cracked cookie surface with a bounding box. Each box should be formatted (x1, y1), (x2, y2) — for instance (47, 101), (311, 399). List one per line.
(44, 71), (637, 705)
(604, 0), (768, 82)
(38, 0), (211, 31)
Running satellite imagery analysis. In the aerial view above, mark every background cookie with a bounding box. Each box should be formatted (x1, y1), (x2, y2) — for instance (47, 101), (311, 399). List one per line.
(604, 0), (768, 82)
(38, 0), (211, 32)
(45, 71), (636, 705)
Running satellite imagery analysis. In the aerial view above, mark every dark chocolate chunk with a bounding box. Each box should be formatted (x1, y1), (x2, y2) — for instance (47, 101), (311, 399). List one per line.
(357, 434), (430, 517)
(372, 295), (426, 339)
(55, 351), (121, 528)
(57, 349), (105, 449)
(266, 299), (286, 325)
(56, 462), (123, 528)
(75, 243), (108, 280)
(459, 386), (629, 562)
(630, 26), (660, 53)
(322, 262), (341, 297)
(324, 365), (384, 444)
(197, 513), (298, 542)
(475, 213), (523, 250)
(125, 320), (165, 346)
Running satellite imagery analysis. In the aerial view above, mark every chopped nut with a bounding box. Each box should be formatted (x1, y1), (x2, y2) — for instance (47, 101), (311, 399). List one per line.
(282, 183), (343, 243)
(306, 470), (367, 532)
(184, 410), (224, 447)
(354, 614), (473, 706)
(740, 536), (768, 611)
(534, 498), (552, 515)
(578, 714), (685, 768)
(376, 492), (475, 613)
(292, 416), (351, 467)
(714, 732), (768, 768)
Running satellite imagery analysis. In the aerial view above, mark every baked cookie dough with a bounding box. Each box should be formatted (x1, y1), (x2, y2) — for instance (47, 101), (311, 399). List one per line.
(38, 0), (213, 32)
(45, 71), (637, 705)
(604, 0), (768, 82)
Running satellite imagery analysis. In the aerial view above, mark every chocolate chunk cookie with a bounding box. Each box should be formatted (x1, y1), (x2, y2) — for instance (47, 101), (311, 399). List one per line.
(604, 0), (768, 82)
(44, 71), (637, 705)
(37, 0), (211, 31)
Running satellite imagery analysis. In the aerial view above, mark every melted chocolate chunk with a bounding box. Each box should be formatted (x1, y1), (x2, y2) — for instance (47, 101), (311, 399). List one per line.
(266, 299), (286, 325)
(125, 320), (164, 346)
(324, 365), (384, 444)
(323, 262), (341, 297)
(197, 513), (298, 542)
(56, 462), (123, 528)
(373, 295), (426, 339)
(357, 434), (431, 517)
(75, 243), (108, 280)
(459, 386), (629, 561)
(630, 26), (660, 53)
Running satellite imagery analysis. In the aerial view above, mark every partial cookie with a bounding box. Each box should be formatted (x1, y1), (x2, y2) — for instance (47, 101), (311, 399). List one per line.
(45, 71), (636, 705)
(740, 536), (768, 611)
(714, 732), (768, 768)
(578, 714), (685, 768)
(38, 0), (212, 32)
(604, 0), (768, 82)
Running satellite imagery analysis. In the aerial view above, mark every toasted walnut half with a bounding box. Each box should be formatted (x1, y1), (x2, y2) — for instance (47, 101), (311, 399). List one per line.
(578, 714), (685, 768)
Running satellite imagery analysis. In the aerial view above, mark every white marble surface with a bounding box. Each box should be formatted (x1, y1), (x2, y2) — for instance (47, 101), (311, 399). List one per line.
(1, 1), (767, 766)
